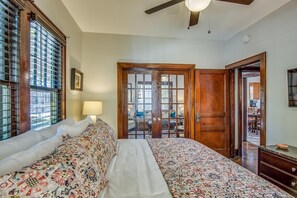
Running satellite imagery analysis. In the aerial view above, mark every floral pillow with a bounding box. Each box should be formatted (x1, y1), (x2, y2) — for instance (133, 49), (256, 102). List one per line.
(0, 120), (117, 197)
(94, 118), (118, 153)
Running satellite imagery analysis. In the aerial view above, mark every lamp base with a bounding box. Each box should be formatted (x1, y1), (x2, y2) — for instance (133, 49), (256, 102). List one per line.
(90, 115), (97, 123)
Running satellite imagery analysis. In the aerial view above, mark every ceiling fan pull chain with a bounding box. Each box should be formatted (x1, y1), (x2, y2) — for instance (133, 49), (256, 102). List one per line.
(208, 15), (211, 34)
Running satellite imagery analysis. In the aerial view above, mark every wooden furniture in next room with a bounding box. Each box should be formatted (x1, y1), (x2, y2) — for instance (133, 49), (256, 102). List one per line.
(258, 145), (297, 197)
(247, 107), (260, 134)
(249, 82), (260, 100)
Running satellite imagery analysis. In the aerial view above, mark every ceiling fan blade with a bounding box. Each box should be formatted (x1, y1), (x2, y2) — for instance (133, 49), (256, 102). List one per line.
(145, 0), (185, 14)
(189, 11), (200, 27)
(217, 0), (254, 5)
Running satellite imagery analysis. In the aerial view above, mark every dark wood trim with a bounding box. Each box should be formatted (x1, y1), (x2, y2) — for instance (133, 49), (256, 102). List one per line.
(194, 70), (201, 142)
(259, 53), (267, 146)
(19, 8), (30, 133)
(25, 1), (66, 46)
(243, 77), (248, 142)
(117, 64), (124, 139)
(226, 52), (266, 157)
(0, 1), (67, 138)
(189, 66), (195, 140)
(226, 53), (264, 70)
(118, 62), (194, 70)
(117, 63), (195, 139)
(238, 70), (243, 156)
(226, 69), (231, 157)
(62, 46), (66, 119)
(229, 70), (235, 158)
(12, 0), (25, 9)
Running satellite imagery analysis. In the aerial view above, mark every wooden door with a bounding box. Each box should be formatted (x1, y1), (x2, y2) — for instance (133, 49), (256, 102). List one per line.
(120, 68), (191, 139)
(195, 70), (230, 157)
(123, 70), (156, 139)
(157, 71), (189, 138)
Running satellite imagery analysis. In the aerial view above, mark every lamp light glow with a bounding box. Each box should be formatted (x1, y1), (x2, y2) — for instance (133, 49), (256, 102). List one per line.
(83, 101), (103, 123)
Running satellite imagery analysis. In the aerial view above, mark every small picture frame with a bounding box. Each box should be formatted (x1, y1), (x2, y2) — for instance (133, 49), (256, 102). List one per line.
(71, 68), (83, 91)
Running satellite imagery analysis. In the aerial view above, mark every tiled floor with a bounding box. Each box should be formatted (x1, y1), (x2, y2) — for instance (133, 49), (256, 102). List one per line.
(233, 141), (258, 174)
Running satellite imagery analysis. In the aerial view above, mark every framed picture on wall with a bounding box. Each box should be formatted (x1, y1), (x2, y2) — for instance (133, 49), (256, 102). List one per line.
(71, 68), (83, 91)
(288, 68), (297, 107)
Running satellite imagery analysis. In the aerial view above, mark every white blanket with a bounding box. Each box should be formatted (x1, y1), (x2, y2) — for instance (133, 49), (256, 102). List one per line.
(100, 139), (172, 198)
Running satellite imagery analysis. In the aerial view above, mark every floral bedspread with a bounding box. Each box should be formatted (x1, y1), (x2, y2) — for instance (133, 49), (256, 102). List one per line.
(146, 138), (293, 198)
(0, 120), (117, 197)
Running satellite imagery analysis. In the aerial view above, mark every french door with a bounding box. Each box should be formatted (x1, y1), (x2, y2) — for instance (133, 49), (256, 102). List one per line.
(118, 63), (194, 139)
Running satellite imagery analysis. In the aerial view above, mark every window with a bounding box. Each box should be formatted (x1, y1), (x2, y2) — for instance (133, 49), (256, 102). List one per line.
(30, 21), (63, 129)
(0, 0), (20, 140)
(0, 0), (66, 140)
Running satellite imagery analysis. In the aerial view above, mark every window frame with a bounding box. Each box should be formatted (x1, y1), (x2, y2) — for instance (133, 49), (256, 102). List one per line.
(0, 0), (21, 140)
(1, 0), (66, 137)
(29, 20), (64, 130)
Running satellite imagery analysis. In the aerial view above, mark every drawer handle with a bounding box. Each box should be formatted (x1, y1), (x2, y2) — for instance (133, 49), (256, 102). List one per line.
(293, 168), (297, 173)
(292, 182), (296, 187)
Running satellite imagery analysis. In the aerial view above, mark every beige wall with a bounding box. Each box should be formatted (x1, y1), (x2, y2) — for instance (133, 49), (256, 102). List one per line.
(225, 0), (297, 146)
(35, 0), (83, 121)
(81, 33), (225, 131)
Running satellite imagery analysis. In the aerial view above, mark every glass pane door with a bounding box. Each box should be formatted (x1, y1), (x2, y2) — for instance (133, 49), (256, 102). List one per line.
(160, 74), (185, 138)
(125, 70), (187, 139)
(127, 73), (153, 139)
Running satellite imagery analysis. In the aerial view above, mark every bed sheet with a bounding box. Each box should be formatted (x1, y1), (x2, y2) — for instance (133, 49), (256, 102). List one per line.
(99, 139), (172, 198)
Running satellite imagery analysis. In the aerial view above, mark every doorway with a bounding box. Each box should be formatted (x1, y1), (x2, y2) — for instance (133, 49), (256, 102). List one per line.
(117, 63), (194, 139)
(226, 52), (266, 173)
(243, 70), (261, 146)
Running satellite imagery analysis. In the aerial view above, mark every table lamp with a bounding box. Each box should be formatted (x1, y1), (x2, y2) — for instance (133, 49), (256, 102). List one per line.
(83, 101), (103, 123)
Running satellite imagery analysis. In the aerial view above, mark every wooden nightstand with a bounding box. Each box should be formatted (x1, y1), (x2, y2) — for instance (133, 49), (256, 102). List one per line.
(258, 145), (297, 197)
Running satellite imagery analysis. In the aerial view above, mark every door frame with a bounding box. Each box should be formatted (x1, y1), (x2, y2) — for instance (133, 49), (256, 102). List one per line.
(117, 62), (195, 139)
(225, 52), (266, 157)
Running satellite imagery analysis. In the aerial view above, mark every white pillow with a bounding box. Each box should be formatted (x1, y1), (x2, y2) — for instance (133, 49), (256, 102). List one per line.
(78, 115), (93, 125)
(0, 130), (43, 161)
(0, 132), (63, 176)
(38, 118), (75, 140)
(57, 116), (92, 137)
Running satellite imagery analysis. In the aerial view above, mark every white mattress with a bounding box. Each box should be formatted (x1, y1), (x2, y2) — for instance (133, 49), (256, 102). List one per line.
(99, 139), (172, 198)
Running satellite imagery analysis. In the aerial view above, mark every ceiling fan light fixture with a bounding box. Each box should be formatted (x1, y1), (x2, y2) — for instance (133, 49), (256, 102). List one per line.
(185, 0), (211, 12)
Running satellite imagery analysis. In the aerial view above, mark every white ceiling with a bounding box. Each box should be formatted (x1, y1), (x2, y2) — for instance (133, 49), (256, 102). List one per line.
(61, 0), (290, 41)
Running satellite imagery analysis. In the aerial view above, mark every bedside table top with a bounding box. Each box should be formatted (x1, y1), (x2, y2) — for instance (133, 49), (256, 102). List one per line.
(259, 145), (297, 162)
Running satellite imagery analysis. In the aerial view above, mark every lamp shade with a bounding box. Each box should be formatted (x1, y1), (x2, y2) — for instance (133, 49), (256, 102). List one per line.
(185, 0), (211, 12)
(83, 101), (103, 115)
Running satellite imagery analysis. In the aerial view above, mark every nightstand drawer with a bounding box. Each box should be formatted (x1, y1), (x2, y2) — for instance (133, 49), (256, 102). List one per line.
(260, 162), (297, 192)
(261, 151), (297, 176)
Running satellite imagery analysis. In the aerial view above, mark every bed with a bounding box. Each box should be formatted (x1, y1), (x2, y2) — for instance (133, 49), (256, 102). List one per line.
(0, 120), (293, 197)
(102, 139), (292, 198)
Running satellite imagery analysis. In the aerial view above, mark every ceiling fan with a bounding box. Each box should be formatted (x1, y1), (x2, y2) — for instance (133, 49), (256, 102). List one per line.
(145, 0), (254, 28)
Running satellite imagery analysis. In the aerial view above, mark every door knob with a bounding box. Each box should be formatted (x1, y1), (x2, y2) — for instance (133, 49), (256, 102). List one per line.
(291, 182), (296, 187)
(195, 114), (200, 122)
(292, 167), (296, 173)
